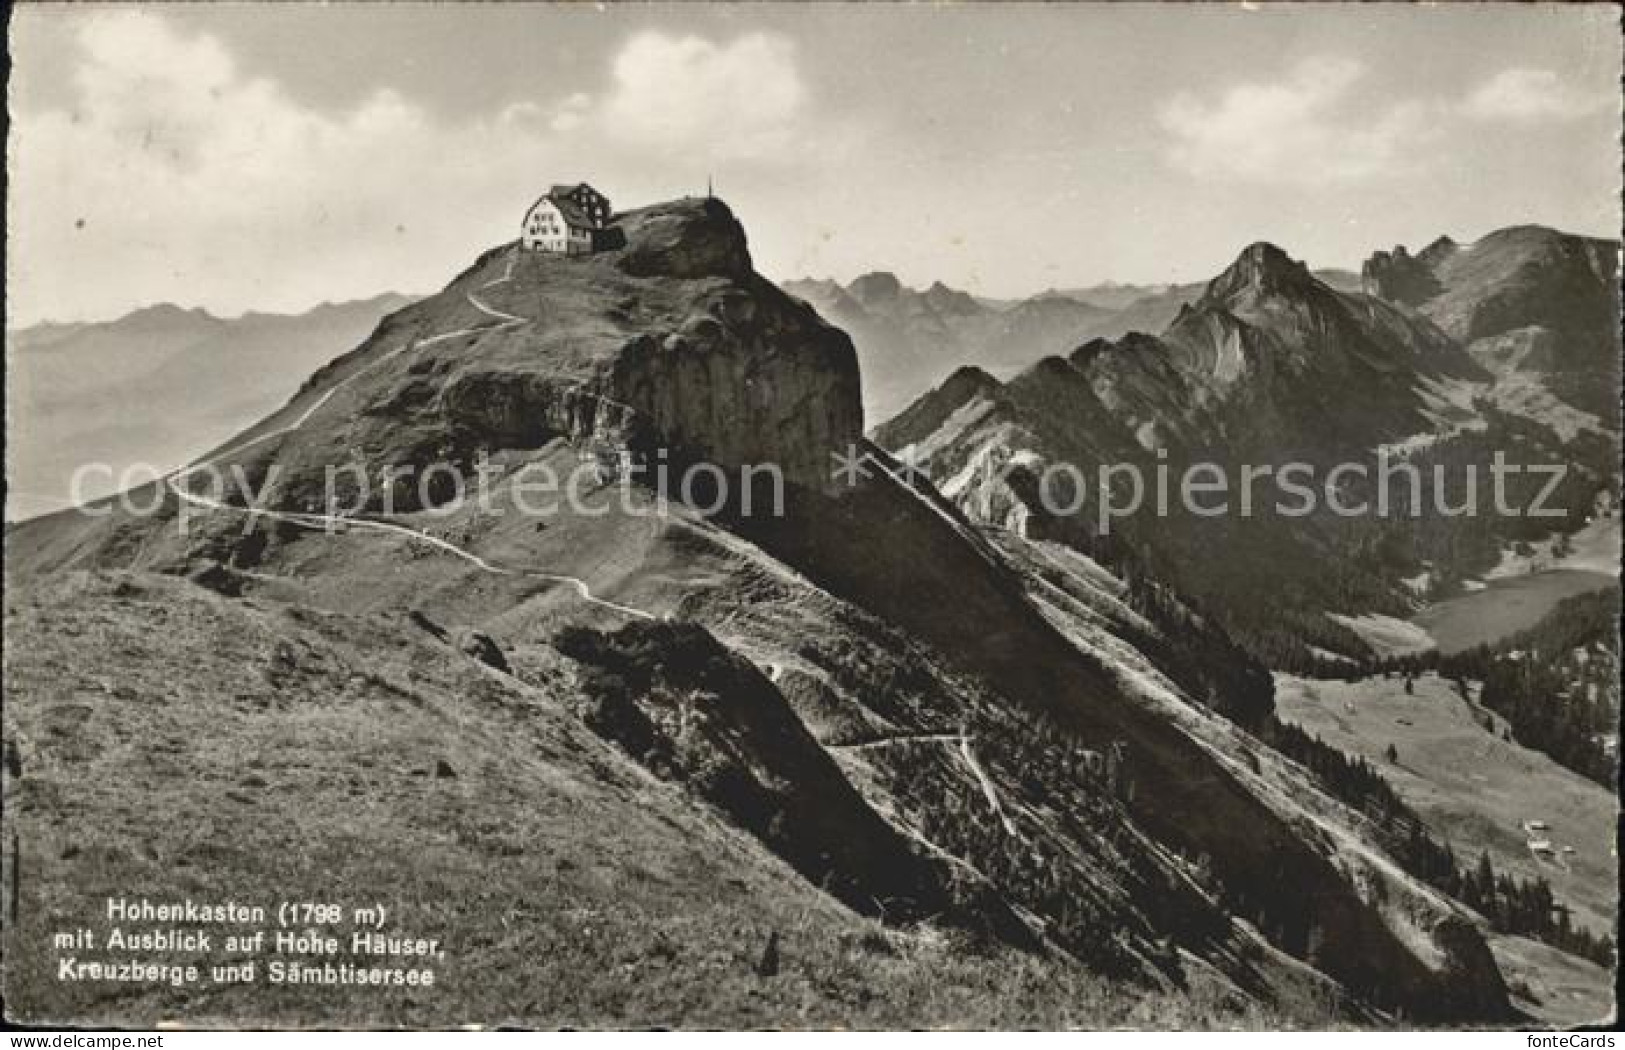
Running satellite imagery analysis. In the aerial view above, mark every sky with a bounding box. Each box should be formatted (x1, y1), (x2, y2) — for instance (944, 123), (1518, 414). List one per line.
(8, 2), (1621, 326)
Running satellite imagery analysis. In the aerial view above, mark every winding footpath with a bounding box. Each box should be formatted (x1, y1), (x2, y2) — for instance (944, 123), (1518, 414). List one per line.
(831, 732), (1021, 839)
(836, 732), (968, 752)
(164, 252), (655, 622)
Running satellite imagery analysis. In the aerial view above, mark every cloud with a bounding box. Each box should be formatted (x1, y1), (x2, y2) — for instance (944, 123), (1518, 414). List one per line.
(8, 14), (824, 325)
(11, 11), (545, 324)
(1158, 57), (1432, 187)
(549, 93), (593, 133)
(1462, 68), (1610, 123)
(598, 31), (807, 161)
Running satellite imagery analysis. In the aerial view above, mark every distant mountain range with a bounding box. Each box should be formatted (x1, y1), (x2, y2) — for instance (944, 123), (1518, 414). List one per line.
(782, 273), (1115, 424)
(783, 269), (1363, 425)
(6, 293), (417, 519)
(0, 263), (1371, 522)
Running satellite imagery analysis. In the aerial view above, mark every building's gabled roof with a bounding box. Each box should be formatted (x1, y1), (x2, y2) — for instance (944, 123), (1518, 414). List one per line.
(543, 194), (597, 230)
(532, 183), (606, 230)
(525, 182), (608, 234)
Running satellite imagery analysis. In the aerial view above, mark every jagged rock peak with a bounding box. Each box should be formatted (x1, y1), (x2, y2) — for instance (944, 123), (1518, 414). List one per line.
(940, 363), (1001, 397)
(1069, 336), (1118, 369)
(1029, 354), (1083, 379)
(1361, 240), (1442, 304)
(1203, 242), (1316, 303)
(869, 362), (1001, 450)
(614, 196), (752, 280)
(1418, 235), (1459, 266)
(848, 271), (904, 303)
(921, 280), (981, 314)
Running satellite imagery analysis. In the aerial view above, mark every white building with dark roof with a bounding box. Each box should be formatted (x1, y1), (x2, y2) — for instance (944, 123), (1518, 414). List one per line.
(521, 183), (613, 254)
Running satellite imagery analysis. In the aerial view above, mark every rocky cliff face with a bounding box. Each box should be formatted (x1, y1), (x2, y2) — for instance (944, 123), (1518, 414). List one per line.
(216, 198), (867, 512)
(1362, 245), (1443, 305)
(1376, 226), (1618, 347)
(871, 241), (1496, 667)
(1062, 242), (1479, 461)
(1204, 241), (1320, 304)
(1360, 225), (1621, 420)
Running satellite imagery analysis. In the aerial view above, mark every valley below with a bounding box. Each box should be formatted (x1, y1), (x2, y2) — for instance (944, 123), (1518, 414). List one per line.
(1276, 672), (1617, 1024)
(1414, 568), (1617, 657)
(1410, 515), (1621, 656)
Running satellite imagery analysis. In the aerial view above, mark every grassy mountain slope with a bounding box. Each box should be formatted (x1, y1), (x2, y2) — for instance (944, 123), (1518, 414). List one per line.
(1275, 672), (1615, 1025)
(6, 569), (1320, 1028)
(5, 199), (1530, 1024)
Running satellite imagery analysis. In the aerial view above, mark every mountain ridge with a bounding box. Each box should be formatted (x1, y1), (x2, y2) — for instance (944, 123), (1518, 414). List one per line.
(1361, 225), (1620, 421)
(874, 232), (1610, 664)
(11, 200), (1598, 1024)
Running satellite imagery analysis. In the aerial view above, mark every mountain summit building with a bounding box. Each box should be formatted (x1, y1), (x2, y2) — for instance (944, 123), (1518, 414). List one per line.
(521, 183), (612, 254)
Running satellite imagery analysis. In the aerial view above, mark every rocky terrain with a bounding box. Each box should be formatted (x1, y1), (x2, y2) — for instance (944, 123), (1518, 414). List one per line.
(4, 198), (1609, 1026)
(877, 234), (1619, 664)
(871, 224), (1619, 1020)
(876, 241), (1488, 475)
(1362, 226), (1621, 424)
